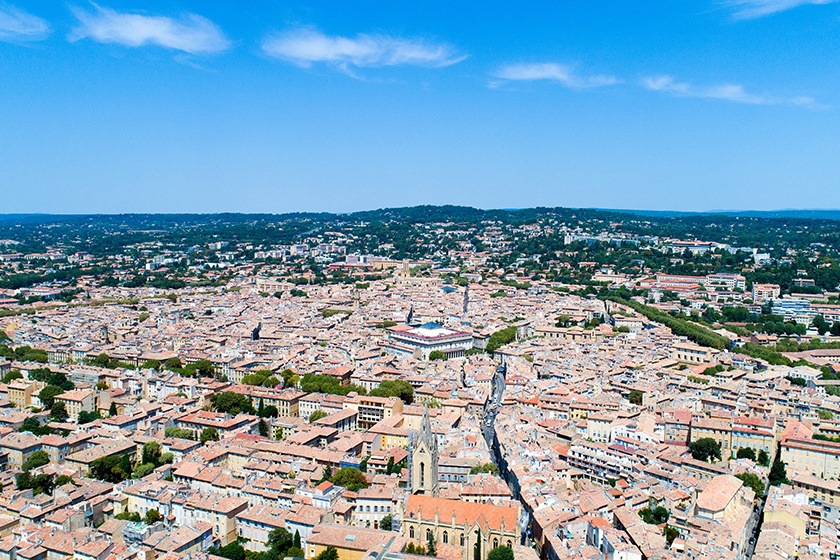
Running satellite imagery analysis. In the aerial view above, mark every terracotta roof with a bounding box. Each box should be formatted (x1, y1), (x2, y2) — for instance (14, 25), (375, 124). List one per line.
(404, 495), (518, 533)
(696, 475), (743, 513)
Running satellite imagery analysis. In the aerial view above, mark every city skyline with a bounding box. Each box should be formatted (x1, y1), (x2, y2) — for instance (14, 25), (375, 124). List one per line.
(2, 1), (840, 213)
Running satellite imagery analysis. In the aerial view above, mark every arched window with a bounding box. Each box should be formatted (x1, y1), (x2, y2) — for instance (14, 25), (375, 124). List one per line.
(443, 532), (449, 544)
(420, 462), (425, 487)
(409, 527), (415, 539)
(493, 538), (499, 549)
(507, 540), (512, 548)
(460, 534), (465, 546)
(427, 529), (433, 541)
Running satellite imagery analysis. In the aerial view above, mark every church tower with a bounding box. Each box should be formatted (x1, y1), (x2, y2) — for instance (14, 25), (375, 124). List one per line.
(409, 407), (439, 496)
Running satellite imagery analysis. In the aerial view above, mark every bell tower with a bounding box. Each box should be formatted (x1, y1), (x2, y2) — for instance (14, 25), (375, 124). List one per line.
(409, 407), (439, 496)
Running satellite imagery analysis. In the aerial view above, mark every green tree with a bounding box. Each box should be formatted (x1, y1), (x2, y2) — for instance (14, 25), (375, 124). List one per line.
(639, 506), (670, 524)
(260, 405), (278, 418)
(92, 353), (110, 367)
(90, 455), (131, 483)
(164, 357), (182, 370)
(200, 427), (220, 444)
(736, 447), (757, 461)
(628, 389), (644, 405)
(314, 547), (338, 560)
(735, 472), (765, 499)
(331, 467), (368, 491)
(2, 370), (22, 383)
(50, 401), (67, 421)
(758, 449), (770, 466)
(38, 385), (65, 409)
(663, 525), (679, 548)
(144, 509), (162, 524)
(370, 380), (415, 404)
(78, 411), (102, 424)
(21, 450), (49, 471)
(386, 456), (395, 474)
(132, 463), (156, 479)
(309, 410), (328, 423)
(487, 547), (514, 560)
(428, 350), (447, 361)
(259, 418), (269, 437)
(293, 530), (302, 549)
(486, 326), (518, 353)
(208, 542), (246, 560)
(470, 463), (500, 475)
(426, 531), (436, 556)
(109, 401), (117, 416)
(194, 359), (215, 377)
(380, 514), (392, 531)
(54, 475), (74, 487)
(165, 427), (195, 440)
(142, 442), (162, 466)
(688, 438), (722, 462)
(209, 392), (254, 415)
(769, 456), (788, 486)
(267, 527), (294, 556)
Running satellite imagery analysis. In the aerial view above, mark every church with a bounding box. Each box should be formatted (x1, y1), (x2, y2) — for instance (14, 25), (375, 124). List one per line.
(404, 408), (520, 560)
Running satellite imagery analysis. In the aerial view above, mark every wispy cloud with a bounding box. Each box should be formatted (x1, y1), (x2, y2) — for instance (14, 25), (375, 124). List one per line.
(0, 5), (50, 42)
(642, 75), (817, 107)
(491, 63), (619, 89)
(262, 27), (466, 72)
(724, 0), (836, 19)
(69, 4), (230, 54)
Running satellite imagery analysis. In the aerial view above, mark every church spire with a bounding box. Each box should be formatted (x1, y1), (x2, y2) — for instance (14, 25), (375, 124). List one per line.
(409, 406), (439, 496)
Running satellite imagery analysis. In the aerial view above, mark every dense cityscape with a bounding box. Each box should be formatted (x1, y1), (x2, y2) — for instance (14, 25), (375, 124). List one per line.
(0, 208), (838, 560)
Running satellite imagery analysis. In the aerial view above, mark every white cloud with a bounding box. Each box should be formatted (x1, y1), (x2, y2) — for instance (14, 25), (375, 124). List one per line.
(492, 63), (619, 89)
(724, 0), (836, 19)
(642, 75), (816, 107)
(262, 27), (465, 71)
(0, 5), (50, 42)
(70, 4), (230, 54)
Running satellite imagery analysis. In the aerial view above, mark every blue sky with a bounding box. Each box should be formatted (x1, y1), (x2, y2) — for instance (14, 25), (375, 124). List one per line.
(1, 1), (839, 214)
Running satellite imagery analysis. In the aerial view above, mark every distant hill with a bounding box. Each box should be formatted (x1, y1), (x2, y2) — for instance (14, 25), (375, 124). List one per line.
(601, 208), (840, 221)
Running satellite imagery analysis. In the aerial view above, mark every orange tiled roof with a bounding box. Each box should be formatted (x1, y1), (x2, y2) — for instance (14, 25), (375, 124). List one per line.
(404, 495), (518, 533)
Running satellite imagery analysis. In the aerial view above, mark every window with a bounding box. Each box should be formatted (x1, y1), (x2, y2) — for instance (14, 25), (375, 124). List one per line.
(460, 534), (465, 546)
(443, 532), (449, 544)
(507, 540), (512, 548)
(410, 527), (415, 539)
(420, 462), (425, 487)
(494, 538), (499, 548)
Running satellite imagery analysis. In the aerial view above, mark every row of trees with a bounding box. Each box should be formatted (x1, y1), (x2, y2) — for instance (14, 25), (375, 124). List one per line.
(604, 295), (731, 350)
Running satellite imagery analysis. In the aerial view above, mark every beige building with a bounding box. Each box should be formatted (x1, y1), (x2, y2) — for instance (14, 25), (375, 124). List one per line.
(752, 283), (781, 303)
(7, 379), (45, 409)
(55, 389), (95, 420)
(672, 341), (719, 364)
(307, 523), (402, 560)
(402, 495), (520, 560)
(0, 432), (41, 469)
(781, 436), (840, 480)
(695, 475), (753, 522)
(343, 394), (404, 431)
